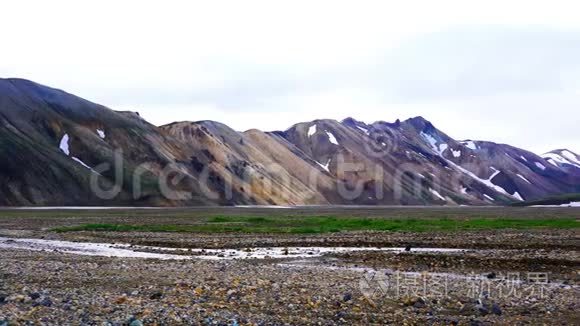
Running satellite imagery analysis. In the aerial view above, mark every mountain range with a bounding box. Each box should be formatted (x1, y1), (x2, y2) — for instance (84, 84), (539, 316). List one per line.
(0, 78), (578, 206)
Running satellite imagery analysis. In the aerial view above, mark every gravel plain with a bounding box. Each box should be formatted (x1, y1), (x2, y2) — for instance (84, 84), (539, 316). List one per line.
(0, 208), (579, 325)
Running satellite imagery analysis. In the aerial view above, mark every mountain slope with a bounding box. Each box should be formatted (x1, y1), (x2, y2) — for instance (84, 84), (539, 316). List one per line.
(0, 78), (215, 206)
(160, 121), (334, 205)
(542, 149), (580, 170)
(0, 78), (578, 206)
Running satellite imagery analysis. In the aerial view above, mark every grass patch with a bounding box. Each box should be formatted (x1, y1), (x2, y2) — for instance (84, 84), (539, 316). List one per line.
(53, 216), (579, 234)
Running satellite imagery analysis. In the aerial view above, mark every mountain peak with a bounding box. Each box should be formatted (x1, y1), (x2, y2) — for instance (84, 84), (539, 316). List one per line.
(546, 148), (578, 155)
(341, 117), (361, 125)
(542, 149), (580, 169)
(404, 116), (437, 133)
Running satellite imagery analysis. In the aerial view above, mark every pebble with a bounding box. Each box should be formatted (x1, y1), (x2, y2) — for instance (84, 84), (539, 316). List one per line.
(29, 292), (41, 300)
(0, 229), (576, 324)
(149, 291), (163, 300)
(41, 297), (53, 307)
(492, 303), (502, 316)
(413, 298), (426, 309)
(343, 293), (352, 302)
(476, 304), (489, 316)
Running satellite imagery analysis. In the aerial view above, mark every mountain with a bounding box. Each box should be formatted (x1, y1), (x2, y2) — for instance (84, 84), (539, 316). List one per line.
(160, 120), (333, 205)
(0, 78), (217, 206)
(278, 117), (579, 205)
(1, 78), (578, 206)
(542, 149), (580, 170)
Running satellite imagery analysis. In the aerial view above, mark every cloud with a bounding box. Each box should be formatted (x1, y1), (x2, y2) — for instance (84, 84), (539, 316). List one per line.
(375, 26), (580, 100)
(1, 2), (579, 153)
(108, 28), (580, 148)
(77, 27), (580, 106)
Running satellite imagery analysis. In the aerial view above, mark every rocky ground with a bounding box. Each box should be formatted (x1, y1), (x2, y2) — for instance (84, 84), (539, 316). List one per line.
(0, 226), (579, 325)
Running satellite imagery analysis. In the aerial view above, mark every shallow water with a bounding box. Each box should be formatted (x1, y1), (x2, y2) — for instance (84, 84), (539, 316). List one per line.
(0, 237), (468, 260)
(0, 237), (189, 260)
(173, 246), (469, 260)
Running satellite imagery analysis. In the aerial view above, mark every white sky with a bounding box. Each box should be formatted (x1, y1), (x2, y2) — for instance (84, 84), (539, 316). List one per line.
(1, 0), (579, 154)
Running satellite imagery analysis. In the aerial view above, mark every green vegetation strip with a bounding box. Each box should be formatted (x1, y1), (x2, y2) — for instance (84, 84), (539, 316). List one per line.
(52, 216), (579, 234)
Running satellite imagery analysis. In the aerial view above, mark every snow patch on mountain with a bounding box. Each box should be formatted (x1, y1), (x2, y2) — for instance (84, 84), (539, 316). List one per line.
(316, 158), (331, 172)
(96, 129), (105, 139)
(546, 158), (559, 167)
(542, 150), (580, 168)
(447, 159), (521, 200)
(308, 124), (317, 137)
(422, 136), (521, 201)
(421, 132), (448, 155)
(561, 150), (580, 165)
(356, 126), (370, 135)
(532, 202), (580, 207)
(483, 194), (494, 201)
(565, 202), (580, 207)
(429, 188), (445, 201)
(517, 174), (531, 184)
(58, 133), (101, 175)
(451, 149), (461, 158)
(59, 134), (70, 155)
(72, 157), (101, 175)
(489, 167), (500, 179)
(326, 131), (339, 145)
(481, 168), (521, 199)
(534, 162), (546, 170)
(421, 132), (437, 149)
(461, 140), (478, 150)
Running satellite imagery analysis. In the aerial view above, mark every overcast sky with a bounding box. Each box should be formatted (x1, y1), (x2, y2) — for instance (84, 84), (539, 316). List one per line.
(1, 1), (579, 154)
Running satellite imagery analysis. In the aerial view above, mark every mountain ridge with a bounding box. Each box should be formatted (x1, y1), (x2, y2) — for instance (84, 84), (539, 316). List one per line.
(1, 78), (578, 206)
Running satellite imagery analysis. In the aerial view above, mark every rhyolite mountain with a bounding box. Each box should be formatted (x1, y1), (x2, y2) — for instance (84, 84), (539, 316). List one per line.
(0, 78), (222, 206)
(1, 78), (578, 206)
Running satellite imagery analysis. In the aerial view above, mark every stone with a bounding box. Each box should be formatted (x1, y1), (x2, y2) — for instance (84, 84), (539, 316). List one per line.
(491, 303), (502, 315)
(41, 297), (53, 307)
(476, 304), (489, 316)
(149, 291), (163, 300)
(343, 293), (352, 302)
(413, 298), (426, 309)
(29, 292), (41, 300)
(11, 295), (25, 303)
